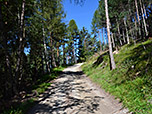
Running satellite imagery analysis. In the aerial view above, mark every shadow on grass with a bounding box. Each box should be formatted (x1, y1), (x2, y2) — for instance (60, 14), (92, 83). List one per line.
(125, 41), (152, 80)
(112, 40), (152, 89)
(92, 51), (108, 68)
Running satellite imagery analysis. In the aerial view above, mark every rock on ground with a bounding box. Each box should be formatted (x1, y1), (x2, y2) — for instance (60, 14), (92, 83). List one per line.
(28, 63), (131, 114)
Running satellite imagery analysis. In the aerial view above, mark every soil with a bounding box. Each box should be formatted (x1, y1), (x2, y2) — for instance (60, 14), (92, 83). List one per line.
(28, 63), (131, 114)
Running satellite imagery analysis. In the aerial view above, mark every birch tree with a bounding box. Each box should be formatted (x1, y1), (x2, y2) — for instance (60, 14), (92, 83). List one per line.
(105, 0), (116, 70)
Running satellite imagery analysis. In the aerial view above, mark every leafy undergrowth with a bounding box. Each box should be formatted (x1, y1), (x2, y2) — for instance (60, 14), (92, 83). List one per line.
(82, 39), (152, 114)
(2, 66), (65, 114)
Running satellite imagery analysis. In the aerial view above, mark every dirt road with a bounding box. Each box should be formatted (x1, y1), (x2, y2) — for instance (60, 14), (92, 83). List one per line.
(28, 63), (131, 114)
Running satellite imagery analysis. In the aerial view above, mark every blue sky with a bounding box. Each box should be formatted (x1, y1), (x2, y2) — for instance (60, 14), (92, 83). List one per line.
(63, 0), (99, 32)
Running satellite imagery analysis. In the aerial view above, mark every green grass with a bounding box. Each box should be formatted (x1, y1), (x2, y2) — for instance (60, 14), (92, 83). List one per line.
(2, 99), (35, 114)
(2, 66), (65, 114)
(82, 39), (152, 114)
(32, 66), (65, 95)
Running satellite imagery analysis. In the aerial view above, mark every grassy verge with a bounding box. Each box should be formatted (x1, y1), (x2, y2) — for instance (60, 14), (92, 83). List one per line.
(2, 66), (65, 114)
(2, 99), (35, 114)
(82, 39), (152, 114)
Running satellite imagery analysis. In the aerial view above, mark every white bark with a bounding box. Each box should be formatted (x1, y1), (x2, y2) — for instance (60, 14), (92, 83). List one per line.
(104, 28), (107, 44)
(105, 0), (116, 70)
(43, 28), (50, 73)
(123, 30), (126, 43)
(15, 0), (26, 93)
(117, 19), (122, 45)
(134, 16), (137, 32)
(135, 0), (141, 35)
(101, 28), (104, 45)
(124, 18), (130, 44)
(139, 0), (148, 36)
(143, 4), (147, 19)
(111, 32), (115, 48)
(98, 30), (102, 51)
(135, 0), (140, 24)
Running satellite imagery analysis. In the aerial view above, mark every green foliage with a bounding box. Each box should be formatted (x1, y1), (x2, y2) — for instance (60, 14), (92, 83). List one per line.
(0, 0), (67, 101)
(2, 66), (65, 114)
(33, 82), (51, 95)
(68, 19), (78, 34)
(66, 19), (79, 64)
(91, 9), (100, 34)
(2, 99), (35, 114)
(82, 39), (152, 114)
(78, 27), (89, 62)
(32, 66), (65, 95)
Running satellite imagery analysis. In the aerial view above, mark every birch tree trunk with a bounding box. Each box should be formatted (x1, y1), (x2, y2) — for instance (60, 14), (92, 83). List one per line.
(56, 44), (60, 66)
(111, 32), (115, 48)
(128, 7), (134, 42)
(98, 30), (102, 52)
(73, 43), (77, 64)
(124, 18), (130, 44)
(105, 0), (116, 70)
(134, 15), (138, 39)
(15, 0), (26, 93)
(101, 28), (104, 50)
(143, 4), (147, 19)
(139, 0), (148, 36)
(104, 28), (107, 44)
(42, 2), (50, 73)
(135, 0), (141, 36)
(117, 19), (122, 46)
(50, 35), (57, 68)
(63, 43), (66, 65)
(43, 28), (50, 73)
(122, 30), (126, 43)
(101, 28), (104, 45)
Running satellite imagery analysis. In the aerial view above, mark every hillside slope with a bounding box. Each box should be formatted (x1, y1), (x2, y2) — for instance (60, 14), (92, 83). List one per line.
(82, 39), (152, 114)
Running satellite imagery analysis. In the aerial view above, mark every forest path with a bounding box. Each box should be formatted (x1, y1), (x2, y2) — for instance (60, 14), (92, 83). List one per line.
(28, 63), (130, 114)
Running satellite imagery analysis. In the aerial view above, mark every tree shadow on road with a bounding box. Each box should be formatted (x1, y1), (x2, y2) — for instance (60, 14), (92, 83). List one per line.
(28, 71), (104, 114)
